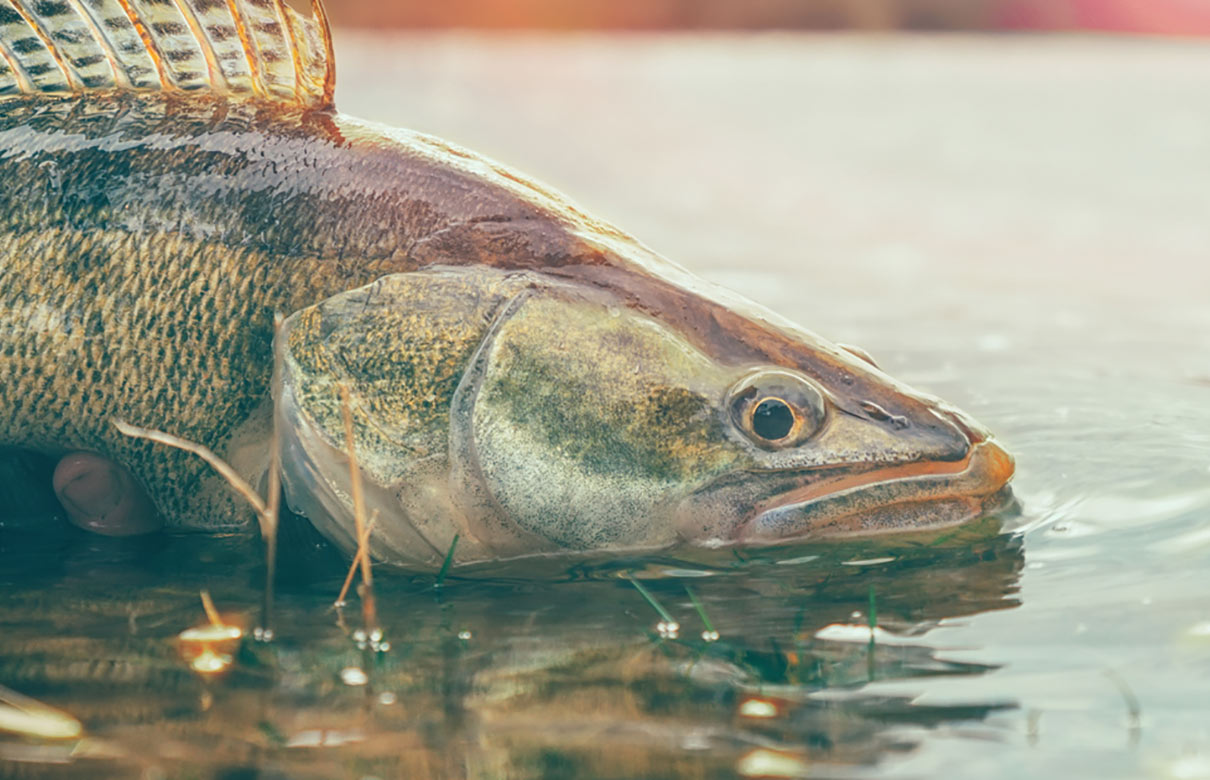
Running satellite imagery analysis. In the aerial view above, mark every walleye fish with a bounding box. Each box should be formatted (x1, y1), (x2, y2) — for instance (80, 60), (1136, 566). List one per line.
(0, 0), (1014, 569)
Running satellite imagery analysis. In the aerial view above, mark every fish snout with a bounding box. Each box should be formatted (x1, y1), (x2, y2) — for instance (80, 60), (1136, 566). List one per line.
(931, 400), (1016, 492)
(935, 400), (994, 447)
(928, 400), (1016, 493)
(739, 436), (1016, 544)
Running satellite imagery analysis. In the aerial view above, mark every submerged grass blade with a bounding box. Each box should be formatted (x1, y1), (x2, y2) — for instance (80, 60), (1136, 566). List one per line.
(685, 586), (716, 634)
(627, 576), (675, 625)
(1103, 669), (1142, 732)
(866, 585), (878, 682)
(435, 533), (460, 588)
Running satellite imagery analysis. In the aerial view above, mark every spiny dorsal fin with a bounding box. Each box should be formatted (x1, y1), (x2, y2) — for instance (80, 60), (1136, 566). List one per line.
(0, 0), (334, 108)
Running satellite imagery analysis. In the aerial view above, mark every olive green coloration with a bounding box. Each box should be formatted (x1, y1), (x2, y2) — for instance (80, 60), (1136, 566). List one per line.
(277, 268), (765, 566)
(0, 0), (1015, 570)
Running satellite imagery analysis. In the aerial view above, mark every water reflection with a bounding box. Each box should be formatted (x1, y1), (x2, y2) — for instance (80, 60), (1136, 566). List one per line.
(0, 511), (1021, 779)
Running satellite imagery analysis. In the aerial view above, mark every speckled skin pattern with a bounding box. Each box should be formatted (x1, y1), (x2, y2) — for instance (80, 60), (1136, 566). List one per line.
(0, 92), (628, 530)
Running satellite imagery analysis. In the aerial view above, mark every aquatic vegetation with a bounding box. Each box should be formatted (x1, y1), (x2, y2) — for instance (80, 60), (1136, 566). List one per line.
(115, 419), (283, 634)
(686, 586), (720, 642)
(436, 534), (462, 589)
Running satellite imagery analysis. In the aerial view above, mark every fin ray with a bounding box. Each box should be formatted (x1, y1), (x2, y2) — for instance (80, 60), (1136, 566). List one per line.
(0, 0), (332, 106)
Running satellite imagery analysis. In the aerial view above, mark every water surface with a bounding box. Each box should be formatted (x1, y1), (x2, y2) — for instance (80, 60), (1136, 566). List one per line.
(2, 33), (1208, 779)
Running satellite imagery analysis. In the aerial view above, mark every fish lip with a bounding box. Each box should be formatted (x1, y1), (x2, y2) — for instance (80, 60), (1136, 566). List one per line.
(738, 439), (1016, 543)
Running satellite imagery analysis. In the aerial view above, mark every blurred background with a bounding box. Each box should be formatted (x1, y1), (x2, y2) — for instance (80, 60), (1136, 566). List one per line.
(326, 0), (1210, 35)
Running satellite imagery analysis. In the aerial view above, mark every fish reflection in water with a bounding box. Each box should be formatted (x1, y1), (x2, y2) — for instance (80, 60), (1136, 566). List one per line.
(0, 518), (1022, 778)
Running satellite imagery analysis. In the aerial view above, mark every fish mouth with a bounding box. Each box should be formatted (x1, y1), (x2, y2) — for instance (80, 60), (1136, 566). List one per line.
(739, 439), (1016, 543)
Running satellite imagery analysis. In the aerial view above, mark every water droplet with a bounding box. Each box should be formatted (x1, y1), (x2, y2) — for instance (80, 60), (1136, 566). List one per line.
(739, 697), (779, 718)
(339, 666), (368, 686)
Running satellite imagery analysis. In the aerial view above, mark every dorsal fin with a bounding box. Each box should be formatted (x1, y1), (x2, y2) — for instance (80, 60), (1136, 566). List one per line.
(0, 0), (334, 108)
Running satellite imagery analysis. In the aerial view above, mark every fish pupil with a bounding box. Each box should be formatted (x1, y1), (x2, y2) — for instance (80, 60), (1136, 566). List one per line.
(752, 398), (795, 441)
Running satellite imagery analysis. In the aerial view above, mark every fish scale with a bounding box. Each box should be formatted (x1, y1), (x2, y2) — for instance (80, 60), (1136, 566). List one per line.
(0, 78), (591, 530)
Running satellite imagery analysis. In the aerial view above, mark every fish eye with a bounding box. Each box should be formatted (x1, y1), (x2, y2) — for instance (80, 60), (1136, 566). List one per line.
(728, 370), (826, 450)
(752, 397), (795, 441)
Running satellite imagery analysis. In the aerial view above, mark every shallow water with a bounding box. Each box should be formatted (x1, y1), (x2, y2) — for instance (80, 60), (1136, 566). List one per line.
(3, 33), (1209, 779)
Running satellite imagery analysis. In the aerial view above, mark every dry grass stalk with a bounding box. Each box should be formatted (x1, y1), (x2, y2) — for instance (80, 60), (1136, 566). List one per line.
(335, 510), (378, 607)
(338, 383), (377, 633)
(260, 319), (284, 633)
(200, 590), (222, 627)
(112, 420), (269, 522)
(113, 418), (281, 635)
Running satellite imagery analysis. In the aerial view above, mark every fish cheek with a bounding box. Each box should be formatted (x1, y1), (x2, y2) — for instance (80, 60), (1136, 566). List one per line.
(466, 297), (744, 551)
(277, 267), (542, 565)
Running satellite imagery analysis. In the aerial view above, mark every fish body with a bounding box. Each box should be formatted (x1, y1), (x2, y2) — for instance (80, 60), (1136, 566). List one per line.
(0, 91), (652, 534)
(0, 1), (1013, 569)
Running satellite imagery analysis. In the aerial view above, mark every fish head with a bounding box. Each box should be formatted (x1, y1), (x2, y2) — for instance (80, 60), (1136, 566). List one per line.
(275, 265), (1014, 569)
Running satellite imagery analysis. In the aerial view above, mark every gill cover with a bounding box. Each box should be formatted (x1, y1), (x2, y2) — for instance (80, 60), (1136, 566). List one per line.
(276, 267), (531, 568)
(458, 284), (747, 553)
(275, 266), (754, 567)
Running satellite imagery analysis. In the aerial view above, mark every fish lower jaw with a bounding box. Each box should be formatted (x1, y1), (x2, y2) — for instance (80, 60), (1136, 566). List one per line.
(738, 440), (1016, 543)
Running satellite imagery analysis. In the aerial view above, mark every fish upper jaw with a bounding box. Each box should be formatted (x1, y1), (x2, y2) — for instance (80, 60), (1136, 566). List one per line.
(737, 437), (1015, 544)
